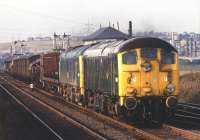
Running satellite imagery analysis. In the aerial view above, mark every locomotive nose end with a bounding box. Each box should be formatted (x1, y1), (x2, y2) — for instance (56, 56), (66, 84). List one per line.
(166, 96), (177, 108)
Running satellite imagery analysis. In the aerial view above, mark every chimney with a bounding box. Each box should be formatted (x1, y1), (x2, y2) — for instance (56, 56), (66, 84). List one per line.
(128, 21), (133, 38)
(53, 32), (57, 50)
(117, 22), (119, 30)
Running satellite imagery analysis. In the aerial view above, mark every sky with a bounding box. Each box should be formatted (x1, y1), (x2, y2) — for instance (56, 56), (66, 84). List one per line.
(0, 0), (199, 42)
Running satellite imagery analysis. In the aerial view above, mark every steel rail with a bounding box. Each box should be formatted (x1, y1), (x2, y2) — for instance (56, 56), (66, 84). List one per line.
(0, 81), (107, 140)
(0, 84), (64, 140)
(176, 109), (200, 117)
(178, 103), (200, 108)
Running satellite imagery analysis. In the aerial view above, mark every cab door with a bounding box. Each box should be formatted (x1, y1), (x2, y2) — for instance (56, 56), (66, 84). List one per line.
(118, 50), (140, 105)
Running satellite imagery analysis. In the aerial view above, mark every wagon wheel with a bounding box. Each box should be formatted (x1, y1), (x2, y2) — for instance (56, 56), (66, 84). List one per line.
(114, 103), (126, 120)
(82, 91), (88, 107)
(102, 96), (108, 114)
(70, 88), (76, 103)
(75, 92), (81, 104)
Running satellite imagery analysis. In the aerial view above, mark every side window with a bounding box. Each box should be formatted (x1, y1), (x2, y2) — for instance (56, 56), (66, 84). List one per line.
(161, 49), (176, 64)
(122, 51), (137, 64)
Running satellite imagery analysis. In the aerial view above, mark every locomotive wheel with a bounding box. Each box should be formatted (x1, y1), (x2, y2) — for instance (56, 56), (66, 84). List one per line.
(66, 93), (70, 101)
(60, 87), (64, 97)
(93, 94), (99, 112)
(84, 90), (94, 108)
(114, 104), (126, 120)
(107, 101), (115, 116)
(75, 93), (81, 104)
(75, 93), (78, 103)
(82, 91), (88, 107)
(71, 92), (75, 103)
(88, 91), (93, 107)
(102, 97), (108, 114)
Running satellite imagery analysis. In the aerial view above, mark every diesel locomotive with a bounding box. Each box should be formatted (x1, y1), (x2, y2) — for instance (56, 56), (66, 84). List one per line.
(5, 36), (179, 124)
(59, 37), (179, 124)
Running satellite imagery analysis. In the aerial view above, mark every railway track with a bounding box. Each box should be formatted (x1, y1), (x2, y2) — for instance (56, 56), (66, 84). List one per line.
(0, 75), (157, 140)
(169, 102), (200, 126)
(177, 103), (200, 115)
(0, 78), (107, 140)
(178, 103), (200, 108)
(0, 84), (64, 140)
(0, 73), (200, 140)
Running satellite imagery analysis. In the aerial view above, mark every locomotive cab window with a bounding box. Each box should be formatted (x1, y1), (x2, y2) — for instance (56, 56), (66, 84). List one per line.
(122, 51), (137, 64)
(161, 49), (176, 64)
(141, 48), (157, 59)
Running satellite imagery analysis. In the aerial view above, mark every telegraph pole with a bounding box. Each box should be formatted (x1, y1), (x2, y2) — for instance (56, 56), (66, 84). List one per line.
(53, 32), (58, 50)
(11, 40), (26, 55)
(53, 32), (71, 52)
(63, 33), (71, 50)
(10, 44), (13, 57)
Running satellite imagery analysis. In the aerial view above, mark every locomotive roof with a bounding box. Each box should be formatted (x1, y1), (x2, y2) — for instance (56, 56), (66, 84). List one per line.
(61, 45), (91, 59)
(117, 37), (177, 52)
(83, 37), (177, 57)
(62, 37), (177, 58)
(82, 27), (128, 41)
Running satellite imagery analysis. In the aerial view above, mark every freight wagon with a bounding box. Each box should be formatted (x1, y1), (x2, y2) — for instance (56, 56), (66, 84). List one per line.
(11, 54), (40, 82)
(40, 52), (60, 92)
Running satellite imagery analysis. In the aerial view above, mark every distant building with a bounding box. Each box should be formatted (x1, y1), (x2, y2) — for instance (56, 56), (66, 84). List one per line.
(27, 37), (34, 41)
(43, 37), (52, 41)
(180, 40), (187, 46)
(35, 37), (43, 41)
(27, 36), (52, 41)
(82, 27), (128, 42)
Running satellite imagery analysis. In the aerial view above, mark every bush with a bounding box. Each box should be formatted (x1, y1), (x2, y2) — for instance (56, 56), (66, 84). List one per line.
(179, 73), (200, 103)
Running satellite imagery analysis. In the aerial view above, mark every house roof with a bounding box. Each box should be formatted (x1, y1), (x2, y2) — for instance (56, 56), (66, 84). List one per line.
(82, 27), (128, 41)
